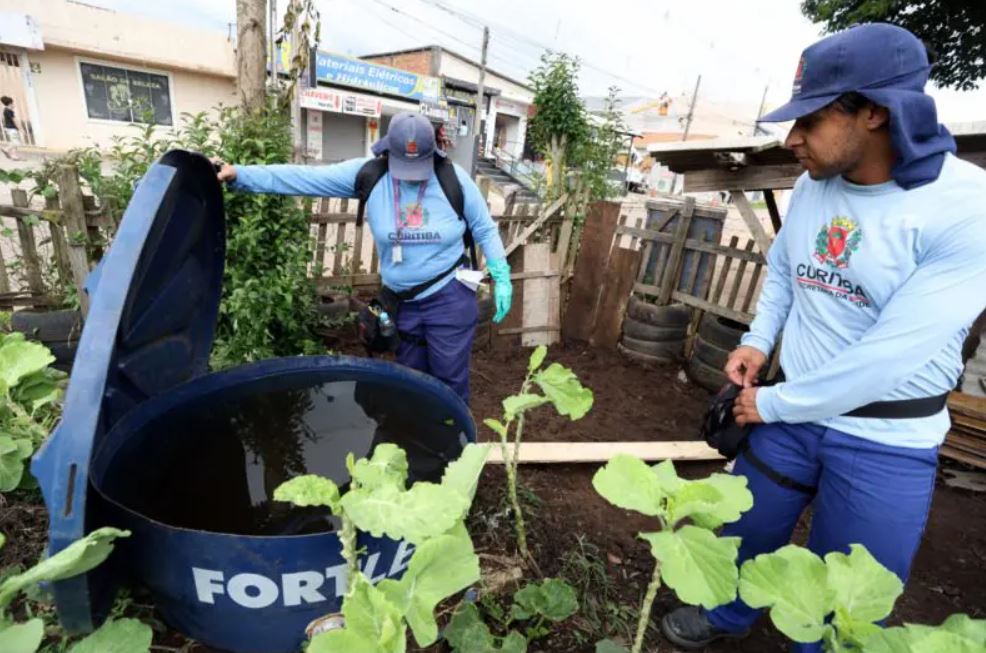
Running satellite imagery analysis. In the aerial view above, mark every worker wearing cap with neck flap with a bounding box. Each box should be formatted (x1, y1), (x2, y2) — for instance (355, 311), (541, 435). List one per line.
(659, 23), (986, 652)
(217, 112), (512, 404)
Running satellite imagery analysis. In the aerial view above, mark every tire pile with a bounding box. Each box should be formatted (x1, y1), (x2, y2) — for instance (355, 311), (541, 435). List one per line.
(11, 309), (83, 372)
(686, 314), (750, 391)
(617, 297), (690, 364)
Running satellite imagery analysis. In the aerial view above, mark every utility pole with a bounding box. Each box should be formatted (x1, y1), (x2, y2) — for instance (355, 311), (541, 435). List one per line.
(671, 74), (701, 193)
(471, 26), (490, 177)
(753, 84), (769, 135)
(236, 0), (267, 111)
(269, 0), (279, 91)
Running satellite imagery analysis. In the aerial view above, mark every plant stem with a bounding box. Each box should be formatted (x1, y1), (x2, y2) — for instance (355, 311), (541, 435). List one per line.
(508, 378), (533, 561)
(632, 559), (663, 653)
(339, 513), (359, 596)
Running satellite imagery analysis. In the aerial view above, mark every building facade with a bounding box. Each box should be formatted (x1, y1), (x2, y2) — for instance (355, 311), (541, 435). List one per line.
(363, 46), (535, 170)
(0, 0), (236, 152)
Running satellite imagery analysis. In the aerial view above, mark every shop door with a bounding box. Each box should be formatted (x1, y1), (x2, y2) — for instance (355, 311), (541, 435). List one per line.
(321, 113), (366, 163)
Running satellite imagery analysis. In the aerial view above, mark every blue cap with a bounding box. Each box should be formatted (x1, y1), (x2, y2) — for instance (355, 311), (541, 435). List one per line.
(761, 23), (932, 123)
(371, 112), (439, 181)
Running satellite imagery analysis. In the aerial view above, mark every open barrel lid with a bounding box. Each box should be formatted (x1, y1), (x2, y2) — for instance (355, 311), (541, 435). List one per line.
(31, 150), (226, 631)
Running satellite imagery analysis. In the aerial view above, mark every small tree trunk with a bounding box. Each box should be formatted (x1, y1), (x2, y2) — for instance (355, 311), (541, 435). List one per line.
(236, 0), (268, 111)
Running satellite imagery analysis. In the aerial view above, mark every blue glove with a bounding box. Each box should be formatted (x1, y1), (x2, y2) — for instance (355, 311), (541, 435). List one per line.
(487, 258), (513, 324)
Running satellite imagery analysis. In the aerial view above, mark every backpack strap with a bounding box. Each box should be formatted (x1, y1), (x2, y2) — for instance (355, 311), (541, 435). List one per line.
(355, 153), (478, 269)
(354, 155), (389, 227)
(433, 156), (478, 269)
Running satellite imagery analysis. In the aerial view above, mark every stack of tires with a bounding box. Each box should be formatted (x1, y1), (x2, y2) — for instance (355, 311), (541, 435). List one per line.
(618, 297), (690, 364)
(11, 309), (83, 373)
(473, 292), (495, 351)
(686, 314), (750, 391)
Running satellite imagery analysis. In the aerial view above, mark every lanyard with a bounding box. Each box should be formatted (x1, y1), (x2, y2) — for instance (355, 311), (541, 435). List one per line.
(392, 180), (428, 239)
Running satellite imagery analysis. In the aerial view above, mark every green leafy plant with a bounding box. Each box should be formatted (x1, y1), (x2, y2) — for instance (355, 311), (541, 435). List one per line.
(592, 456), (754, 653)
(446, 578), (578, 653)
(483, 345), (593, 561)
(0, 333), (65, 492)
(738, 542), (986, 652)
(274, 442), (490, 652)
(0, 528), (151, 653)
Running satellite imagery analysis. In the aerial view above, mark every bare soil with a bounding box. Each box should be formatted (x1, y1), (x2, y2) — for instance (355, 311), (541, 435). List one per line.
(3, 339), (984, 653)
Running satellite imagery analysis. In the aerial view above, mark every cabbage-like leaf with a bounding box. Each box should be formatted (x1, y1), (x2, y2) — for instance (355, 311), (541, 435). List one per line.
(309, 576), (406, 653)
(483, 418), (508, 439)
(445, 603), (528, 653)
(273, 475), (341, 513)
(351, 444), (408, 491)
(502, 394), (549, 420)
(532, 363), (593, 420)
(865, 615), (986, 653)
(595, 640), (629, 653)
(0, 437), (33, 492)
(68, 618), (153, 653)
(0, 618), (44, 653)
(641, 526), (741, 609)
(0, 336), (54, 393)
(738, 545), (834, 643)
(378, 527), (479, 646)
(677, 473), (753, 530)
(528, 345), (547, 372)
(592, 454), (666, 518)
(0, 528), (130, 609)
(826, 543), (903, 638)
(509, 578), (578, 622)
(341, 483), (467, 545)
(440, 443), (490, 502)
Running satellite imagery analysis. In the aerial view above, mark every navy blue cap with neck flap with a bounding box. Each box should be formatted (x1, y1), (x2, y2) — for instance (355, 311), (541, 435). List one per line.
(31, 150), (226, 631)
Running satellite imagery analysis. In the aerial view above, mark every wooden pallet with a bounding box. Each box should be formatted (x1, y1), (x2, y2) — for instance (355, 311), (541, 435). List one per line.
(944, 392), (986, 469)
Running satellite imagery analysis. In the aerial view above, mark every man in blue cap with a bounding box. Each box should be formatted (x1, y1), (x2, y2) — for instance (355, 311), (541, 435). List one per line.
(217, 112), (512, 403)
(661, 23), (986, 651)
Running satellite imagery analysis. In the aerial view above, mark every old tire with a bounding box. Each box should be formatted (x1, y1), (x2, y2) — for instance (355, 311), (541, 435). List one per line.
(46, 340), (78, 373)
(692, 336), (730, 371)
(621, 335), (684, 361)
(626, 297), (690, 328)
(697, 314), (749, 350)
(316, 293), (351, 322)
(477, 295), (495, 324)
(618, 342), (677, 367)
(11, 309), (83, 342)
(622, 316), (687, 342)
(686, 356), (728, 392)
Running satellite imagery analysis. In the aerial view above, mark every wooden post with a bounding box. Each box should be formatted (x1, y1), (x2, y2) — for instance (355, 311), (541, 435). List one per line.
(657, 196), (695, 305)
(11, 189), (45, 295)
(236, 0), (267, 112)
(521, 243), (559, 347)
(561, 201), (622, 342)
(82, 194), (104, 262)
(589, 246), (643, 350)
(46, 195), (72, 286)
(55, 164), (92, 316)
(0, 219), (10, 294)
(763, 189), (783, 234)
(730, 190), (773, 254)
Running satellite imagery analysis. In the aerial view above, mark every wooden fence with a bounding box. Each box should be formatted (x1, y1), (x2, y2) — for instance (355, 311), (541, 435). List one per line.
(0, 164), (109, 314)
(615, 197), (767, 325)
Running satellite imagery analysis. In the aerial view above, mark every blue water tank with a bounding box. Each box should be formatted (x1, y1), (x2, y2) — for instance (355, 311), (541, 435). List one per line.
(31, 151), (475, 653)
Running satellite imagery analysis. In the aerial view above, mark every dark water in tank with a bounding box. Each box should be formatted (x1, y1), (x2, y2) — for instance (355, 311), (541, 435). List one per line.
(99, 380), (466, 537)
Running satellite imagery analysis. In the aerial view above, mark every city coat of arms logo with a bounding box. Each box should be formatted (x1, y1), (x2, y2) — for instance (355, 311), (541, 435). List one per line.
(814, 216), (862, 269)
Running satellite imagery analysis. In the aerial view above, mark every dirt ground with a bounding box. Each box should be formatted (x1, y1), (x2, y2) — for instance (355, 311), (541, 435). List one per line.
(2, 339), (985, 653)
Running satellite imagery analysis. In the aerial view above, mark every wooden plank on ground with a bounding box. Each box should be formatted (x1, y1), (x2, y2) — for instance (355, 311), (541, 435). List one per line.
(562, 201), (621, 342)
(730, 191), (773, 255)
(589, 246), (643, 349)
(486, 441), (723, 464)
(521, 243), (558, 347)
(949, 392), (986, 421)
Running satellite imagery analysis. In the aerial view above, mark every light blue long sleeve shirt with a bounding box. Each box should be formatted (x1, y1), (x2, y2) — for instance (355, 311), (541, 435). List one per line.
(743, 154), (986, 448)
(231, 158), (506, 299)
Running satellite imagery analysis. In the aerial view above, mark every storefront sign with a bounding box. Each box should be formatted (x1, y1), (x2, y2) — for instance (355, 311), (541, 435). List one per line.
(306, 110), (323, 160)
(419, 100), (449, 122)
(300, 87), (382, 118)
(314, 51), (440, 103)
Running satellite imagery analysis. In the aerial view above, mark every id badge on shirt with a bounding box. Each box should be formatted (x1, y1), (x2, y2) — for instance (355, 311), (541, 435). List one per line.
(391, 245), (403, 264)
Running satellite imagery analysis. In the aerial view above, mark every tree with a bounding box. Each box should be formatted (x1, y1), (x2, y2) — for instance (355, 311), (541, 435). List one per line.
(802, 0), (986, 91)
(528, 53), (590, 196)
(236, 0), (268, 110)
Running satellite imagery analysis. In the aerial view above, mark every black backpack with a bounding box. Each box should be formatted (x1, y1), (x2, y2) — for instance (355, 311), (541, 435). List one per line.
(354, 154), (478, 268)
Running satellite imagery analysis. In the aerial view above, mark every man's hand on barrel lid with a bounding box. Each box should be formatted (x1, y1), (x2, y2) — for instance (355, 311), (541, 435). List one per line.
(212, 158), (237, 183)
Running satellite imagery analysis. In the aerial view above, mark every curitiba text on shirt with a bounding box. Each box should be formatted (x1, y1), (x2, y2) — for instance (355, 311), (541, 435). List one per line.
(389, 230), (442, 243)
(796, 263), (871, 307)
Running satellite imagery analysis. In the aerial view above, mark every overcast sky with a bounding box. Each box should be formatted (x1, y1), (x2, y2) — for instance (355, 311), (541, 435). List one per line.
(90, 0), (986, 123)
